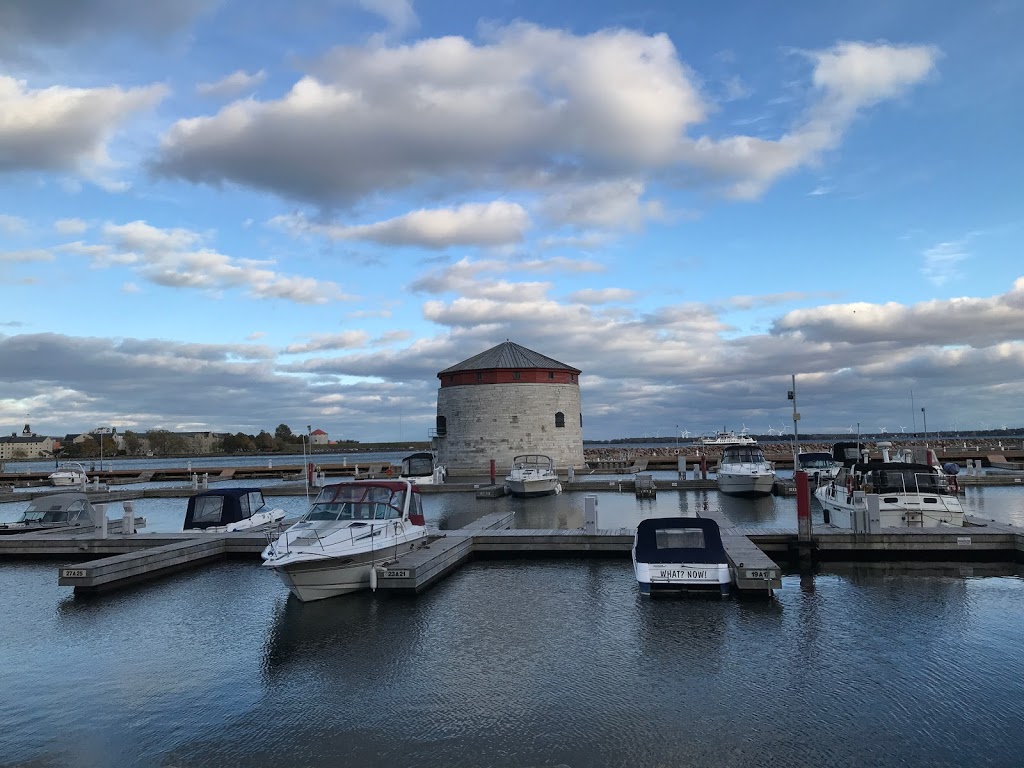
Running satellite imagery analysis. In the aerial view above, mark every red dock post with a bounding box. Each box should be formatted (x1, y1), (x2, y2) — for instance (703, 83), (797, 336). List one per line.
(490, 459), (496, 485)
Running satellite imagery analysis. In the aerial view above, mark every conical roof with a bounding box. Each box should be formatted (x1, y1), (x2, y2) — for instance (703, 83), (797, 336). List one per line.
(439, 341), (580, 375)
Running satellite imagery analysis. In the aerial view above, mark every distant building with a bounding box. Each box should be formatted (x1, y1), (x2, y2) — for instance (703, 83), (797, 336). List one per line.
(310, 429), (329, 446)
(0, 424), (55, 460)
(434, 341), (585, 474)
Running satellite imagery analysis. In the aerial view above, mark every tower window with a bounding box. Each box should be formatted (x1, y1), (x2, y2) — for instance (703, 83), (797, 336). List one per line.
(548, 372), (554, 379)
(513, 371), (521, 380)
(555, 412), (565, 428)
(476, 372), (483, 382)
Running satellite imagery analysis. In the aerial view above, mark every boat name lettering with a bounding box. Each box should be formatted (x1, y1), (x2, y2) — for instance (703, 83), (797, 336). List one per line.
(61, 569), (87, 578)
(658, 569), (707, 579)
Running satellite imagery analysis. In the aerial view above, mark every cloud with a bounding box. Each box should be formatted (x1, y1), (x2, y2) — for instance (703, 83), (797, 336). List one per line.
(354, 0), (418, 35)
(54, 218), (90, 234)
(273, 201), (529, 248)
(0, 248), (53, 263)
(922, 239), (969, 286)
(152, 29), (936, 216)
(0, 77), (166, 183)
(0, 214), (27, 234)
(567, 288), (637, 304)
(153, 24), (705, 205)
(0, 0), (216, 61)
(284, 331), (371, 354)
(64, 220), (348, 304)
(197, 69), (267, 98)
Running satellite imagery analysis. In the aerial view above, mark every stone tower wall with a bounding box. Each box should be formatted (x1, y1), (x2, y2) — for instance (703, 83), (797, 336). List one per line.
(436, 382), (585, 473)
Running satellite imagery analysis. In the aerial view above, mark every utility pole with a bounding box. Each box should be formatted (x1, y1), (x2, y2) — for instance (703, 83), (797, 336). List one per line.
(788, 374), (801, 460)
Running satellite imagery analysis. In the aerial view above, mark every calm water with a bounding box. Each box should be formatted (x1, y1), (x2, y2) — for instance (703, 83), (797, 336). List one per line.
(2, 558), (1023, 767)
(3, 484), (1024, 766)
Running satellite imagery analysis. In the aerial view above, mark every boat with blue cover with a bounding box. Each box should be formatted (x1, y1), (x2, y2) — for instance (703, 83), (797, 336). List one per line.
(632, 516), (731, 596)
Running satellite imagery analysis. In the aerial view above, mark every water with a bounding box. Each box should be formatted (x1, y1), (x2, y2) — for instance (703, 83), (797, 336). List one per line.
(2, 558), (1023, 767)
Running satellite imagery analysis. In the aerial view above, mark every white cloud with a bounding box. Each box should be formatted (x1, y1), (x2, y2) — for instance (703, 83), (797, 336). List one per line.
(0, 248), (52, 263)
(922, 239), (969, 286)
(54, 218), (89, 234)
(541, 179), (664, 230)
(284, 331), (371, 354)
(0, 76), (166, 183)
(0, 214), (27, 234)
(273, 201), (529, 248)
(567, 288), (637, 304)
(154, 24), (705, 204)
(197, 69), (267, 98)
(355, 0), (418, 35)
(65, 220), (348, 304)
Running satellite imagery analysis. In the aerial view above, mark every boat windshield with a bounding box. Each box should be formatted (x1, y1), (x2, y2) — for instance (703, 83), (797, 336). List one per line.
(723, 447), (765, 463)
(655, 529), (705, 549)
(305, 485), (406, 522)
(799, 455), (835, 469)
(870, 468), (949, 495)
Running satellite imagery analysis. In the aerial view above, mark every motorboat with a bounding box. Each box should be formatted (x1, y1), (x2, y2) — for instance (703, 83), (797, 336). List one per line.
(399, 452), (446, 485)
(183, 487), (286, 533)
(632, 516), (731, 596)
(0, 492), (96, 535)
(504, 454), (562, 498)
(261, 480), (428, 602)
(48, 462), (89, 486)
(699, 429), (755, 448)
(796, 451), (842, 485)
(814, 441), (964, 528)
(716, 443), (775, 497)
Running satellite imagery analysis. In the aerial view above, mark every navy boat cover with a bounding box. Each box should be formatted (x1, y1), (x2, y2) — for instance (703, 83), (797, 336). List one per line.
(634, 517), (727, 565)
(184, 487), (266, 530)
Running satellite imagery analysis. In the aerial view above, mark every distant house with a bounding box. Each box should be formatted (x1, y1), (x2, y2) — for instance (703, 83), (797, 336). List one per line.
(310, 429), (329, 446)
(0, 424), (55, 460)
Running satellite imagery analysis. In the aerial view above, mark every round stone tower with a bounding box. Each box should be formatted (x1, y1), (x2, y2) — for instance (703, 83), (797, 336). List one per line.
(434, 341), (585, 474)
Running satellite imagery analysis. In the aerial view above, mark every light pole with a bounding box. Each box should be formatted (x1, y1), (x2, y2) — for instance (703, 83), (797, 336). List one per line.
(788, 374), (801, 460)
(921, 407), (928, 445)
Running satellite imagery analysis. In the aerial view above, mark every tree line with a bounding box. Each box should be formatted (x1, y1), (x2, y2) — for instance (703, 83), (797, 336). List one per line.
(57, 424), (341, 458)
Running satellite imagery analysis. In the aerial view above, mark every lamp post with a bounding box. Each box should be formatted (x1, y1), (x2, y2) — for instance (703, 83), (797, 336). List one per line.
(788, 374), (801, 461)
(921, 407), (928, 445)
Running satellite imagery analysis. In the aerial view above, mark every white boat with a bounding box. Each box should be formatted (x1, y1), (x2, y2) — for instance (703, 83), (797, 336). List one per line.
(632, 516), (731, 596)
(796, 450), (842, 484)
(504, 454), (562, 498)
(261, 480), (428, 602)
(0, 493), (96, 535)
(183, 487), (286, 533)
(48, 462), (89, 486)
(699, 429), (756, 447)
(716, 443), (775, 497)
(814, 442), (964, 528)
(399, 452), (446, 485)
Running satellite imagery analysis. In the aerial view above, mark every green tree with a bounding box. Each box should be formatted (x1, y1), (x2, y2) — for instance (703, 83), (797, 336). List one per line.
(274, 423), (294, 442)
(254, 430), (274, 452)
(123, 431), (142, 456)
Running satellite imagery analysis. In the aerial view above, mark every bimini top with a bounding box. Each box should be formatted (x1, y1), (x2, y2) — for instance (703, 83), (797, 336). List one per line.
(19, 493), (95, 525)
(310, 481), (425, 526)
(184, 487), (270, 530)
(634, 516), (727, 565)
(400, 452), (435, 477)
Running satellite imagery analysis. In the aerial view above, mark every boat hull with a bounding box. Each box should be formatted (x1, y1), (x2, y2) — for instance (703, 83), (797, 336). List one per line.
(814, 486), (964, 528)
(505, 477), (560, 498)
(633, 561), (731, 596)
(264, 530), (427, 601)
(716, 471), (775, 498)
(50, 475), (85, 486)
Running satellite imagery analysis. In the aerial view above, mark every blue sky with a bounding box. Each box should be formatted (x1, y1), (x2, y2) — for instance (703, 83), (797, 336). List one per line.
(1, 0), (1022, 442)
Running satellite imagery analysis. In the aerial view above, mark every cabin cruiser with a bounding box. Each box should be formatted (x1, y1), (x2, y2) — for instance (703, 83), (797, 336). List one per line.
(699, 430), (755, 448)
(632, 516), (731, 596)
(814, 441), (964, 528)
(796, 451), (842, 484)
(504, 454), (562, 498)
(399, 452), (446, 485)
(716, 443), (775, 497)
(262, 480), (428, 602)
(48, 462), (89, 486)
(0, 493), (96, 535)
(183, 488), (286, 533)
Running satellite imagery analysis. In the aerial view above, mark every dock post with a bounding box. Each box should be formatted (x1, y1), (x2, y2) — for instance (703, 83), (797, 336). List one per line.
(583, 494), (599, 534)
(795, 470), (814, 571)
(121, 502), (135, 535)
(568, 465), (575, 484)
(191, 473), (198, 490)
(490, 459), (496, 485)
(678, 456), (686, 479)
(700, 454), (708, 480)
(202, 473), (209, 490)
(95, 504), (108, 539)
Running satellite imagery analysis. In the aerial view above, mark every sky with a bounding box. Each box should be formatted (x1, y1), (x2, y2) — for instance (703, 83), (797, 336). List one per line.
(1, 0), (1022, 443)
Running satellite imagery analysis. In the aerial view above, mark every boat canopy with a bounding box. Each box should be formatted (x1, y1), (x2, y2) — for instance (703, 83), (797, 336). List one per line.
(634, 517), (727, 565)
(400, 452), (435, 477)
(21, 493), (95, 524)
(849, 461), (952, 495)
(831, 442), (863, 467)
(798, 452), (837, 468)
(184, 488), (269, 530)
(304, 481), (425, 526)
